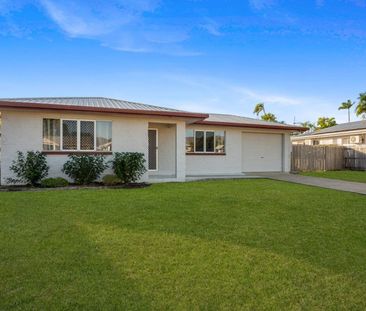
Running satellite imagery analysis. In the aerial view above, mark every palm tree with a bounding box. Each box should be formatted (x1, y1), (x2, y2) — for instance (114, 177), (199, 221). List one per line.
(261, 113), (277, 122)
(300, 121), (315, 132)
(338, 100), (354, 122)
(355, 92), (366, 119)
(253, 103), (278, 122)
(316, 117), (337, 129)
(253, 103), (266, 116)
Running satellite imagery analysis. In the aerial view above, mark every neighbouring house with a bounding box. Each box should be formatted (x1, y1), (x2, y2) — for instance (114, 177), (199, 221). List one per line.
(292, 120), (366, 146)
(0, 97), (306, 184)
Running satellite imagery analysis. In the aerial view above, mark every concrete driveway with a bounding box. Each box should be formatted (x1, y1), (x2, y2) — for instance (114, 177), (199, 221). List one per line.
(254, 173), (366, 195)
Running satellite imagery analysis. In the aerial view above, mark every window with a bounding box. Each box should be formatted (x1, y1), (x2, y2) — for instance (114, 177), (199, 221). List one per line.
(62, 120), (78, 150)
(43, 119), (112, 152)
(195, 131), (204, 152)
(215, 131), (225, 153)
(186, 130), (226, 153)
(342, 137), (350, 145)
(206, 131), (215, 152)
(43, 119), (60, 150)
(185, 129), (194, 153)
(96, 121), (112, 151)
(80, 121), (94, 150)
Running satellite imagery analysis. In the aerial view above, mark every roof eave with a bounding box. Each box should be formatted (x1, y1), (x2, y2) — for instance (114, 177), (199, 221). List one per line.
(292, 127), (366, 140)
(194, 120), (308, 132)
(0, 100), (209, 119)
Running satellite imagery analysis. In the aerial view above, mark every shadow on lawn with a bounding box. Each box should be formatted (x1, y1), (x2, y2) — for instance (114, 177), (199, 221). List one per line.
(0, 210), (152, 310)
(78, 222), (366, 310)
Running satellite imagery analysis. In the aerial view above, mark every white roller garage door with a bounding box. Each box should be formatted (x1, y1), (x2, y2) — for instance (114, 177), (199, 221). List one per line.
(242, 133), (283, 172)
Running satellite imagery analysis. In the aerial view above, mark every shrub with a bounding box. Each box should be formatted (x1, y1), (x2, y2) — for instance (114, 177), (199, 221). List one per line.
(41, 177), (69, 188)
(102, 174), (122, 186)
(62, 155), (108, 185)
(8, 151), (49, 186)
(111, 152), (147, 184)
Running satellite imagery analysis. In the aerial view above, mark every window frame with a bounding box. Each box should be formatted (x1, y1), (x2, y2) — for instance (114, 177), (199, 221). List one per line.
(187, 129), (226, 154)
(43, 118), (112, 152)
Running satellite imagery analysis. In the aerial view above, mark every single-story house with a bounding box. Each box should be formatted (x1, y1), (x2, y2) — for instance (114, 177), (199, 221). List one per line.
(292, 120), (366, 146)
(0, 97), (306, 184)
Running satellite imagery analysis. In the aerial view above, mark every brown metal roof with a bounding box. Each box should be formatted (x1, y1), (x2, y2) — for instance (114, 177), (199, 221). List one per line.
(0, 97), (307, 131)
(195, 113), (307, 131)
(0, 97), (208, 119)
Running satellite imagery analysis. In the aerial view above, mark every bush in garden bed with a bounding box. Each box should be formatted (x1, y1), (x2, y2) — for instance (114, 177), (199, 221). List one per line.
(62, 155), (108, 185)
(41, 177), (69, 188)
(102, 174), (122, 186)
(7, 151), (49, 186)
(111, 152), (146, 184)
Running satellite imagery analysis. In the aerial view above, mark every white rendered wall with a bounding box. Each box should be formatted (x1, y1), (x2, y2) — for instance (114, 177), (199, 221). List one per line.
(1, 110), (185, 184)
(186, 125), (293, 175)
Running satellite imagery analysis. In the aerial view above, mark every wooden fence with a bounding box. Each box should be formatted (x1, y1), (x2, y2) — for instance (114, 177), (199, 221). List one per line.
(344, 146), (366, 170)
(291, 145), (366, 171)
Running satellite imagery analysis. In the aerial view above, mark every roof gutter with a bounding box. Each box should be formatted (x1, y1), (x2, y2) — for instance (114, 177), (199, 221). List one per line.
(0, 100), (209, 119)
(194, 120), (308, 132)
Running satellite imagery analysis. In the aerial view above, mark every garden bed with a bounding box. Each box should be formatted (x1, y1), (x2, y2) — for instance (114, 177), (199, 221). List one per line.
(0, 182), (150, 192)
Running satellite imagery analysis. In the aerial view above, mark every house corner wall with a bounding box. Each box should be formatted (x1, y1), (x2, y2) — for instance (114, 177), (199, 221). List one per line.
(283, 133), (292, 172)
(175, 121), (186, 181)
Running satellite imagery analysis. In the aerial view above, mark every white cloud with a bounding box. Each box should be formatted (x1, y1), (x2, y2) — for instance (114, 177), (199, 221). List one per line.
(232, 86), (303, 106)
(37, 0), (207, 55)
(39, 0), (159, 37)
(249, 0), (276, 10)
(200, 18), (222, 36)
(142, 72), (337, 123)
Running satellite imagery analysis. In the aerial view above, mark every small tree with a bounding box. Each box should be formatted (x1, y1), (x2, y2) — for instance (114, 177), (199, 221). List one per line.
(316, 117), (337, 129)
(111, 152), (147, 184)
(8, 151), (49, 186)
(62, 155), (108, 185)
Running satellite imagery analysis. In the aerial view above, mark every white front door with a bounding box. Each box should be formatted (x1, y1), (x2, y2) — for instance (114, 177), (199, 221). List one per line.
(242, 133), (283, 172)
(148, 129), (158, 171)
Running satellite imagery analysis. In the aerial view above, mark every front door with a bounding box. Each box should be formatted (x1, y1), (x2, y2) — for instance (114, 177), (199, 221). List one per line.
(148, 129), (158, 171)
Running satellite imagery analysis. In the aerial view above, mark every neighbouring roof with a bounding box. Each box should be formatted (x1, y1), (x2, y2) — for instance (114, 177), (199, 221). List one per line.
(294, 120), (366, 139)
(196, 113), (307, 131)
(0, 97), (306, 131)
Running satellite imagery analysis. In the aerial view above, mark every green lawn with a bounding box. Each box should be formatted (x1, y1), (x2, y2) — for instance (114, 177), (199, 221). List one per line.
(301, 170), (366, 183)
(1, 180), (366, 310)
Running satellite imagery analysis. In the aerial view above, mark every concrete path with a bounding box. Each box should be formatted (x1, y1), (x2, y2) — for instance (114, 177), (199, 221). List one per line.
(255, 173), (366, 195)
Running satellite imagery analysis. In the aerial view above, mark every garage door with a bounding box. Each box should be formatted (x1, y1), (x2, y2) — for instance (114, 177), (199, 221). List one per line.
(242, 133), (283, 172)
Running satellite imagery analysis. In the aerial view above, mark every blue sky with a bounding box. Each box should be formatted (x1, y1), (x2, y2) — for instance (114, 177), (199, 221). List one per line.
(1, 0), (366, 124)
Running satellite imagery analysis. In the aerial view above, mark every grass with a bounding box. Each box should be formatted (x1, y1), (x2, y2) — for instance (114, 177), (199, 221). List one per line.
(300, 170), (366, 183)
(1, 179), (366, 310)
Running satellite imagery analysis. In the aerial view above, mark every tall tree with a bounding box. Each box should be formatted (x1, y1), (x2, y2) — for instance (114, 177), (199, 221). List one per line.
(253, 103), (266, 116)
(355, 92), (366, 119)
(316, 117), (337, 129)
(253, 103), (278, 122)
(338, 100), (354, 122)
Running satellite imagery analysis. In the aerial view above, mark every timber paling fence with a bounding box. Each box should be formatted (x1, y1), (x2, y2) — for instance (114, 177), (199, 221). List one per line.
(291, 145), (366, 171)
